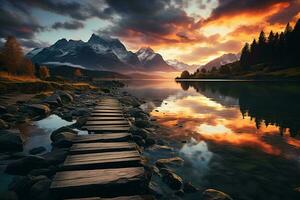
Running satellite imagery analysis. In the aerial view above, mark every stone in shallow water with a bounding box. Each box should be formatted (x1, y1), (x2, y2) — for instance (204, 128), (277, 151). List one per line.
(5, 155), (48, 175)
(0, 130), (23, 152)
(25, 104), (50, 116)
(183, 182), (198, 193)
(0, 119), (9, 129)
(160, 168), (183, 190)
(29, 146), (46, 155)
(155, 157), (184, 168)
(202, 189), (233, 200)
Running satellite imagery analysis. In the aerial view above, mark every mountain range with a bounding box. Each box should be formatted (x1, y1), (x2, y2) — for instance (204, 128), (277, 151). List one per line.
(27, 34), (175, 73)
(199, 53), (240, 71)
(166, 59), (199, 72)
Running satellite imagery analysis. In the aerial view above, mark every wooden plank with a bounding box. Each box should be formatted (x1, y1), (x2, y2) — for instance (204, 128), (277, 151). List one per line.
(91, 113), (124, 116)
(85, 121), (129, 125)
(83, 126), (130, 133)
(51, 167), (147, 198)
(94, 106), (122, 110)
(87, 117), (125, 121)
(72, 133), (131, 143)
(65, 195), (155, 200)
(61, 151), (141, 170)
(92, 110), (123, 113)
(70, 142), (137, 154)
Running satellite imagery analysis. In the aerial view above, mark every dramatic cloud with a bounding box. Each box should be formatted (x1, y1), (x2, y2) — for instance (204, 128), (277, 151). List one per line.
(52, 21), (84, 30)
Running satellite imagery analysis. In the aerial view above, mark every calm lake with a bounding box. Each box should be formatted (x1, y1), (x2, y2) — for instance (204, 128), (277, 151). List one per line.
(123, 80), (300, 200)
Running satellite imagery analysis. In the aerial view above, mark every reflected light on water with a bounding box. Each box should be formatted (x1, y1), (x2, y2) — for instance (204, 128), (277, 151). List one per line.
(151, 91), (299, 156)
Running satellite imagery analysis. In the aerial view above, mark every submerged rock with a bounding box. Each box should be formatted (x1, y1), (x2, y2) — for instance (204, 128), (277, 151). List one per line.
(160, 168), (183, 190)
(5, 155), (48, 175)
(202, 189), (233, 200)
(183, 182), (198, 193)
(51, 132), (76, 148)
(156, 157), (184, 168)
(0, 119), (9, 129)
(0, 130), (23, 152)
(25, 104), (50, 116)
(29, 146), (46, 155)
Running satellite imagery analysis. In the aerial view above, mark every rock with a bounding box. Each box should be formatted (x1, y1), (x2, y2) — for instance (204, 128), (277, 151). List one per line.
(0, 105), (7, 114)
(144, 138), (156, 147)
(202, 189), (233, 200)
(0, 130), (23, 152)
(42, 94), (62, 107)
(130, 126), (149, 139)
(9, 176), (32, 197)
(51, 132), (76, 148)
(72, 108), (90, 117)
(6, 105), (19, 113)
(42, 148), (68, 165)
(1, 113), (15, 121)
(50, 126), (77, 141)
(55, 90), (73, 103)
(73, 116), (87, 128)
(156, 157), (184, 168)
(160, 168), (183, 190)
(5, 155), (48, 175)
(183, 182), (198, 193)
(60, 112), (73, 121)
(29, 177), (51, 200)
(135, 119), (151, 128)
(2, 191), (18, 200)
(175, 189), (185, 197)
(149, 181), (163, 198)
(29, 146), (46, 155)
(25, 104), (50, 116)
(29, 166), (56, 178)
(127, 108), (148, 119)
(0, 119), (9, 129)
(132, 135), (145, 146)
(120, 96), (141, 107)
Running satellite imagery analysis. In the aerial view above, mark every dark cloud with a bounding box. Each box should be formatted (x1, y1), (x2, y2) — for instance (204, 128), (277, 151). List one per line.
(267, 1), (300, 24)
(0, 3), (44, 39)
(208, 0), (294, 21)
(13, 0), (112, 20)
(52, 20), (84, 30)
(100, 0), (195, 43)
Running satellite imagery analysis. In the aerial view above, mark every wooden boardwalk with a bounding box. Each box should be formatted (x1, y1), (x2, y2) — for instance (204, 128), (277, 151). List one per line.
(50, 98), (152, 199)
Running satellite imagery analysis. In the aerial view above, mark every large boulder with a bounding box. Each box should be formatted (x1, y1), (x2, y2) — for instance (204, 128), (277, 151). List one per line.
(0, 119), (9, 129)
(202, 189), (233, 200)
(29, 177), (52, 200)
(160, 168), (183, 190)
(127, 108), (149, 119)
(55, 90), (73, 103)
(0, 130), (23, 152)
(5, 155), (48, 175)
(24, 104), (50, 116)
(155, 157), (184, 168)
(42, 94), (62, 107)
(42, 148), (68, 165)
(50, 126), (77, 141)
(51, 132), (76, 148)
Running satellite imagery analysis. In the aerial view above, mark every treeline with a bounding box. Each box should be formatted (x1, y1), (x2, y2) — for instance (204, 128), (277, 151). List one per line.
(0, 36), (50, 79)
(180, 19), (300, 79)
(240, 19), (300, 70)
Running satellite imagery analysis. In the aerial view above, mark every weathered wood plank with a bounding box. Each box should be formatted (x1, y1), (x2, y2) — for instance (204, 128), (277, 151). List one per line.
(70, 142), (137, 154)
(65, 195), (155, 200)
(87, 117), (125, 121)
(91, 113), (124, 116)
(85, 121), (129, 125)
(83, 126), (130, 133)
(72, 133), (131, 143)
(92, 110), (123, 113)
(94, 106), (122, 110)
(61, 150), (141, 170)
(51, 167), (147, 198)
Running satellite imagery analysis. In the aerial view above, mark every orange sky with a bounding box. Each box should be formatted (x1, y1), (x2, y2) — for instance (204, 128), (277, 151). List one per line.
(121, 0), (300, 65)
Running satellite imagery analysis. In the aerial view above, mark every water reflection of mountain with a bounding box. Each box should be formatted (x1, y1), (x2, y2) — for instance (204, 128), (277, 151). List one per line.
(180, 81), (300, 136)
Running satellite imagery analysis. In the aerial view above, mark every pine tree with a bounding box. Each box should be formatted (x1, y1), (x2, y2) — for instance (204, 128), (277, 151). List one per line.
(249, 39), (258, 65)
(257, 31), (267, 63)
(240, 43), (250, 70)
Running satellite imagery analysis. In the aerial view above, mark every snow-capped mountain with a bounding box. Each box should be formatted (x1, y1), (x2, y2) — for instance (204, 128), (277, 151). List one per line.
(166, 59), (198, 72)
(27, 34), (175, 72)
(135, 47), (175, 71)
(200, 53), (240, 71)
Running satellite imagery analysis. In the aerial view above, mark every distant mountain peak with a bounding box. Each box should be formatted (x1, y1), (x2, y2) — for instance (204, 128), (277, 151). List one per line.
(88, 33), (120, 44)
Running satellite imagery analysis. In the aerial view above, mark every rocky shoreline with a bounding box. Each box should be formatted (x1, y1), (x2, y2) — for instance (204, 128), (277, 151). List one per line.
(0, 82), (233, 200)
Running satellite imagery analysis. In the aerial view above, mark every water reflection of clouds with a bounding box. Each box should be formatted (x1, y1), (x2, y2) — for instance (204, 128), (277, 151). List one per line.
(151, 90), (300, 156)
(179, 138), (213, 170)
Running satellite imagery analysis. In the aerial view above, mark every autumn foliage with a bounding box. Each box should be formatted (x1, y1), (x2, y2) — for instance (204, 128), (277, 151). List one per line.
(74, 69), (82, 77)
(0, 36), (35, 77)
(39, 66), (50, 80)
